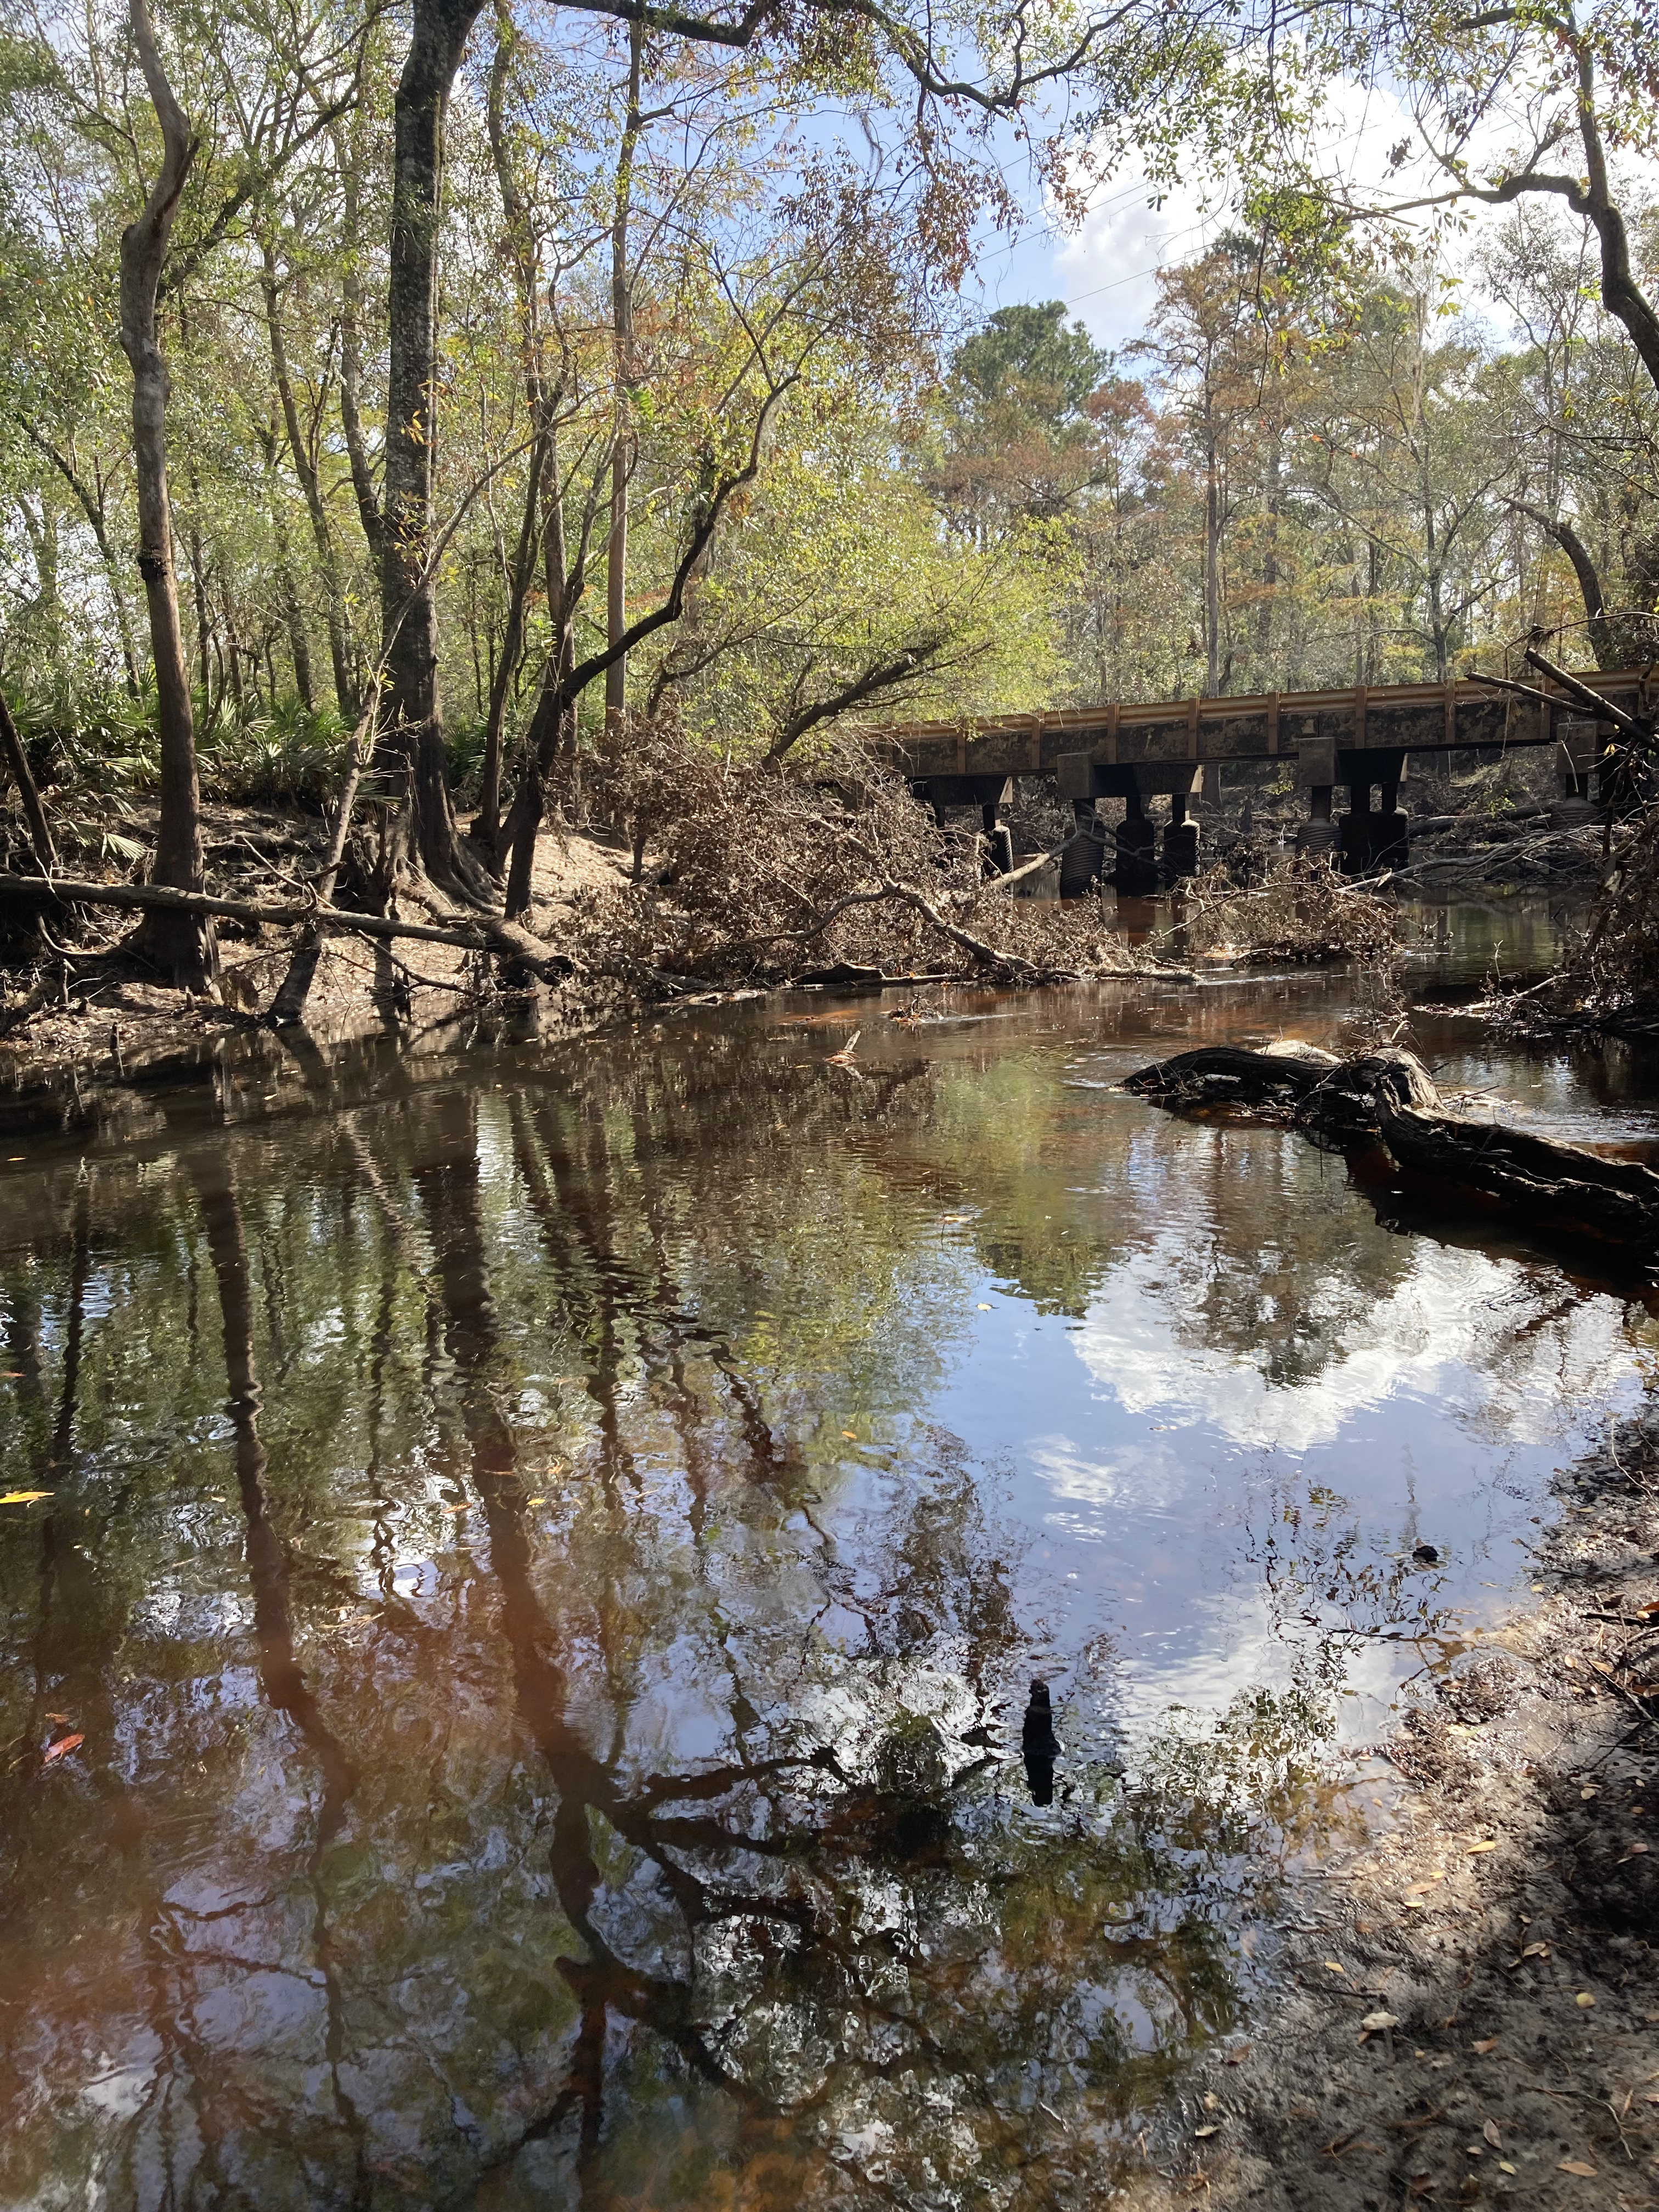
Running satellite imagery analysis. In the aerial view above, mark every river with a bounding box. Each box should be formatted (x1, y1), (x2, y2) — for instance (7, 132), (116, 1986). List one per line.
(1, 900), (1655, 2209)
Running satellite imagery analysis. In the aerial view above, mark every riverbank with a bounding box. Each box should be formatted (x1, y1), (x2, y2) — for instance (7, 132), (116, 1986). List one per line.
(0, 774), (1179, 1119)
(1135, 1397), (1659, 2211)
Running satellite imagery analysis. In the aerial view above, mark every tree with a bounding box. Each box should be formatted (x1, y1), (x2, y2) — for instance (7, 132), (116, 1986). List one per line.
(118, 0), (215, 987)
(1295, 0), (1659, 402)
(374, 0), (495, 902)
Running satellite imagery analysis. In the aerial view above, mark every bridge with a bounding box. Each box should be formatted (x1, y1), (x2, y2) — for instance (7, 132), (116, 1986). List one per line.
(866, 668), (1649, 890)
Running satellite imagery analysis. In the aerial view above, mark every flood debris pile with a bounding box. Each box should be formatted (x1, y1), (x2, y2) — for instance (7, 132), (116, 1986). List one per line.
(0, 726), (1147, 1077)
(1509, 800), (1659, 1039)
(568, 721), (1142, 990)
(1124, 1041), (1659, 1254)
(1183, 855), (1402, 966)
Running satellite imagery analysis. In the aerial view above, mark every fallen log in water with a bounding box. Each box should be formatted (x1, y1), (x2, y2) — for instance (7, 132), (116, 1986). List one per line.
(1123, 1043), (1659, 1255)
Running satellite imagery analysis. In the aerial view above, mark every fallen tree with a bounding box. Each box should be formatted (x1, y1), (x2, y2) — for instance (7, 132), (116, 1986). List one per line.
(0, 872), (578, 989)
(1123, 1042), (1659, 1254)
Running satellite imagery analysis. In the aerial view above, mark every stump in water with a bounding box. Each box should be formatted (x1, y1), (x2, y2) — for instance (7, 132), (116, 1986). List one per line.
(1122, 1043), (1659, 1256)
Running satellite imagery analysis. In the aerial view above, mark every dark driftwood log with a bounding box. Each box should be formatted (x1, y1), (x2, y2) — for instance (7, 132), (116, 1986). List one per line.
(1375, 1101), (1659, 1250)
(1124, 1042), (1659, 1254)
(1122, 1043), (1341, 1117)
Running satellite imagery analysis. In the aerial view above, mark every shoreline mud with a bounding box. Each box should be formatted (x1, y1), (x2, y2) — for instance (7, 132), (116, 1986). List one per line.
(1132, 1399), (1659, 2210)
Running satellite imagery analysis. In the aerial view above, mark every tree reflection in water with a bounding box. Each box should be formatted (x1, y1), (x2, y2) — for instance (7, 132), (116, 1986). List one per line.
(0, 980), (1634, 2208)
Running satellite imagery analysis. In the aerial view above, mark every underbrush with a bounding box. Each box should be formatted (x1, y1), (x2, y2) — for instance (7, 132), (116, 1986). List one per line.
(199, 701), (348, 808)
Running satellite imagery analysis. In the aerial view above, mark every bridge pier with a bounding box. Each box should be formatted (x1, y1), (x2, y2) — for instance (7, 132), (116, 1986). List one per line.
(1059, 800), (1104, 896)
(1335, 748), (1409, 872)
(980, 801), (1014, 877)
(907, 774), (1018, 872)
(1115, 789), (1159, 894)
(1338, 786), (1409, 872)
(1162, 789), (1200, 878)
(1295, 783), (1338, 860)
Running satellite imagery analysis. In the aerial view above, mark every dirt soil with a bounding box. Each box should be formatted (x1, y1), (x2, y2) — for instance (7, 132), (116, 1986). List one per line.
(1131, 1400), (1659, 2212)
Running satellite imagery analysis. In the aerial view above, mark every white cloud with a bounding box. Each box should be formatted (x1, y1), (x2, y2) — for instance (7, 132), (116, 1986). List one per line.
(1051, 1237), (1629, 1459)
(1049, 68), (1526, 352)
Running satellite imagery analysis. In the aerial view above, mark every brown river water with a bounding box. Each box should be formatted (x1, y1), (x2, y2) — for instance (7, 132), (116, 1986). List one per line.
(1, 900), (1656, 2210)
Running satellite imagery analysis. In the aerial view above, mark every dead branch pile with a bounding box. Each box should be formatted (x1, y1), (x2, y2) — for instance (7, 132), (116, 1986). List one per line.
(1124, 1042), (1659, 1254)
(1512, 805), (1659, 1037)
(1182, 853), (1402, 965)
(575, 718), (1141, 987)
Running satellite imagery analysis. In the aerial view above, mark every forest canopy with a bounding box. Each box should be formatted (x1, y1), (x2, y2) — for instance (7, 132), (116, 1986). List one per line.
(0, 0), (1656, 972)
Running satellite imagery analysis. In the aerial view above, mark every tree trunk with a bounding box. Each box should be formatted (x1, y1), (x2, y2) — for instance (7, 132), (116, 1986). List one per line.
(373, 0), (493, 904)
(334, 108), (386, 572)
(605, 20), (645, 732)
(1203, 410), (1221, 695)
(471, 449), (544, 854)
(258, 428), (316, 710)
(472, 4), (552, 859)
(501, 591), (573, 921)
(1258, 423), (1281, 667)
(0, 687), (59, 876)
(260, 242), (357, 714)
(117, 0), (217, 990)
(22, 432), (144, 698)
(1515, 502), (1617, 668)
(1571, 48), (1659, 403)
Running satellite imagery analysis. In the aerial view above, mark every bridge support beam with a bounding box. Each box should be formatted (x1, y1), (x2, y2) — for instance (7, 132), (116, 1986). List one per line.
(1335, 747), (1408, 873)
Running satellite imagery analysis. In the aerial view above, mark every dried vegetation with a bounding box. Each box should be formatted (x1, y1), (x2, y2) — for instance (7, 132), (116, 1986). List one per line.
(565, 716), (1142, 989)
(1182, 852), (1403, 966)
(1512, 803), (1659, 1037)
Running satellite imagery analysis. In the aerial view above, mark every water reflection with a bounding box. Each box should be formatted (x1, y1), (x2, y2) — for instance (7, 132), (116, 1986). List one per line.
(0, 911), (1655, 2207)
